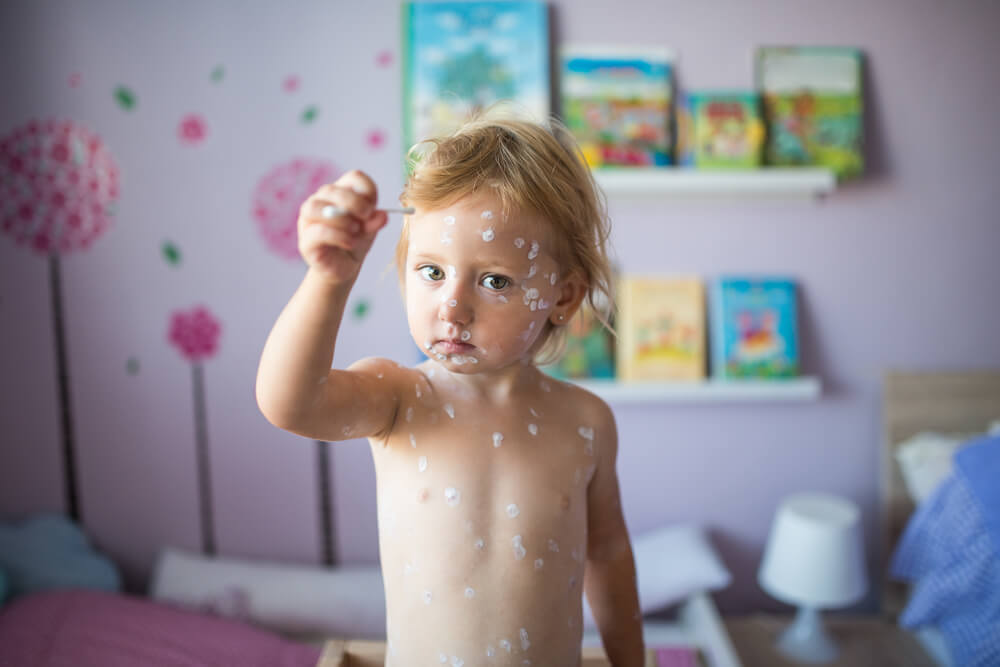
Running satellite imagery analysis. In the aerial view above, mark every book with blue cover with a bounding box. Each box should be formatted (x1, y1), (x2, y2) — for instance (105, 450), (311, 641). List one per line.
(710, 277), (799, 379)
(561, 45), (674, 168)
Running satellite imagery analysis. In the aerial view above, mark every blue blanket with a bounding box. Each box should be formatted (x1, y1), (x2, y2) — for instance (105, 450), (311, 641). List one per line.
(891, 434), (1000, 667)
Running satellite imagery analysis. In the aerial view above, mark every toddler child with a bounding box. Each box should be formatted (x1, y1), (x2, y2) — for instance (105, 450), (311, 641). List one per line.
(256, 116), (644, 666)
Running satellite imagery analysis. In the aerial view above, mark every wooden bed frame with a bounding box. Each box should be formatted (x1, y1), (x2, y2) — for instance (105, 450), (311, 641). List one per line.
(880, 369), (1000, 619)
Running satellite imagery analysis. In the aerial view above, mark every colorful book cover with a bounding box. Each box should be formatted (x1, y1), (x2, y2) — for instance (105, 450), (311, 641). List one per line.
(710, 277), (799, 379)
(688, 91), (764, 169)
(756, 46), (864, 180)
(616, 277), (706, 381)
(561, 45), (674, 168)
(402, 2), (550, 156)
(673, 92), (695, 167)
(545, 302), (615, 380)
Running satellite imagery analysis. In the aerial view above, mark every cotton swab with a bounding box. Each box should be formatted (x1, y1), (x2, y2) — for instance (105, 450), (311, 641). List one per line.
(321, 205), (414, 219)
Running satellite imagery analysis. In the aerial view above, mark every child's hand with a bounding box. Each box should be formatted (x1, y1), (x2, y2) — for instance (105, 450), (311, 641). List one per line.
(297, 170), (389, 285)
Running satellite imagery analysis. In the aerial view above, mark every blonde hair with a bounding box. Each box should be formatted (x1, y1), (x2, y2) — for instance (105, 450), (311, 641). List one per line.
(397, 114), (614, 365)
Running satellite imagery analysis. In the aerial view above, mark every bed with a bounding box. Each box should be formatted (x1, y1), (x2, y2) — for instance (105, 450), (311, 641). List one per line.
(881, 369), (1000, 667)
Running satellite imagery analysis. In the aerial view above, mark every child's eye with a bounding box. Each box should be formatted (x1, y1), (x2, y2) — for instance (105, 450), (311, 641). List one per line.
(419, 265), (444, 281)
(481, 274), (510, 291)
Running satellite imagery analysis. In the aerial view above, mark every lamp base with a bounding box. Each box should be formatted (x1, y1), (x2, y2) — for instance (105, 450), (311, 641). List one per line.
(775, 606), (838, 664)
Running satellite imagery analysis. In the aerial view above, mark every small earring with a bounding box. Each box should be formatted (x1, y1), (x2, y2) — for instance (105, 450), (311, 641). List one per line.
(557, 314), (565, 322)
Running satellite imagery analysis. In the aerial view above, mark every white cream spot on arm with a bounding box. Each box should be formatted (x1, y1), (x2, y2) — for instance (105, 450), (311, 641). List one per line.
(444, 403), (455, 418)
(418, 455), (427, 472)
(492, 432), (504, 448)
(444, 487), (461, 506)
(506, 503), (519, 518)
(482, 227), (495, 242)
(528, 423), (538, 436)
(514, 237), (525, 248)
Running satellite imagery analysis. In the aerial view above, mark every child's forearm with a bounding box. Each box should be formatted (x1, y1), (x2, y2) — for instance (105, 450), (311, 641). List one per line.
(255, 268), (353, 430)
(585, 541), (645, 666)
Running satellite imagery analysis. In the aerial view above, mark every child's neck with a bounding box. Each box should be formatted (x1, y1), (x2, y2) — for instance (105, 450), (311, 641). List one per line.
(430, 358), (542, 404)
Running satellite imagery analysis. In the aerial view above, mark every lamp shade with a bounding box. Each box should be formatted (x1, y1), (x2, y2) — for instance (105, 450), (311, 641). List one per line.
(758, 493), (868, 609)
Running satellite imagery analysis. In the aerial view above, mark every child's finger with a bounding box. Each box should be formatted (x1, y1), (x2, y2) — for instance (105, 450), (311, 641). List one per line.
(332, 170), (379, 204)
(299, 220), (361, 251)
(307, 188), (373, 222)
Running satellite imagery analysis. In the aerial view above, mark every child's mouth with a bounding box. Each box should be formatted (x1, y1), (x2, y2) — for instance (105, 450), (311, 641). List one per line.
(435, 340), (475, 355)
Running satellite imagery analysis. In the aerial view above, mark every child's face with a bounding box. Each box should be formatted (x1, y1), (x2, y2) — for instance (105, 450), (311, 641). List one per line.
(404, 193), (563, 374)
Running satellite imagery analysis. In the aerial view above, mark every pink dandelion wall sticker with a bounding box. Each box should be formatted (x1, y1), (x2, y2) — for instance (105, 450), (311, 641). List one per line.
(178, 113), (208, 146)
(252, 158), (338, 260)
(168, 305), (222, 555)
(252, 157), (340, 564)
(0, 118), (120, 524)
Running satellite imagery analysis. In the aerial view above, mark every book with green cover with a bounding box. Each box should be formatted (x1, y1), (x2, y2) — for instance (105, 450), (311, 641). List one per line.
(688, 91), (764, 169)
(756, 47), (864, 180)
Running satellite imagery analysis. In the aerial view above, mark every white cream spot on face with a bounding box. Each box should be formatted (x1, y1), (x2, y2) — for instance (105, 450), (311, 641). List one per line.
(406, 407), (414, 422)
(482, 227), (495, 242)
(415, 383), (422, 398)
(451, 658), (464, 667)
(464, 587), (475, 599)
(540, 379), (551, 392)
(571, 546), (583, 563)
(506, 503), (520, 518)
(492, 432), (504, 448)
(486, 646), (495, 658)
(512, 535), (526, 560)
(441, 230), (453, 245)
(447, 265), (457, 279)
(578, 426), (594, 440)
(423, 590), (433, 604)
(514, 237), (525, 248)
(481, 210), (493, 220)
(527, 263), (537, 278)
(534, 558), (544, 570)
(474, 537), (485, 550)
(550, 272), (558, 285)
(528, 241), (539, 260)
(377, 371), (384, 379)
(444, 403), (455, 419)
(409, 433), (417, 447)
(418, 455), (427, 472)
(423, 340), (432, 350)
(445, 487), (461, 507)
(460, 330), (471, 341)
(498, 294), (508, 303)
(438, 653), (447, 663)
(447, 298), (457, 308)
(520, 628), (530, 650)
(444, 215), (456, 225)
(528, 423), (538, 436)
(538, 298), (550, 310)
(500, 639), (511, 652)
(548, 538), (560, 552)
(529, 407), (539, 417)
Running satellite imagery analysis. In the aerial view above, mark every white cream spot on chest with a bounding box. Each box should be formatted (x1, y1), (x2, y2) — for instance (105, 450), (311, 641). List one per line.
(548, 538), (560, 552)
(513, 237), (525, 248)
(506, 503), (520, 518)
(512, 535), (526, 560)
(492, 432), (504, 448)
(409, 433), (417, 448)
(481, 210), (493, 220)
(464, 586), (475, 598)
(418, 455), (427, 472)
(444, 487), (461, 507)
(443, 215), (456, 225)
(528, 423), (538, 436)
(443, 403), (455, 419)
(481, 227), (495, 242)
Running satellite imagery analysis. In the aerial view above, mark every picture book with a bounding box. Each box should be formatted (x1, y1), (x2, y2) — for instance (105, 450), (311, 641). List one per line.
(402, 2), (550, 158)
(687, 92), (765, 168)
(616, 277), (706, 381)
(710, 277), (799, 379)
(673, 92), (695, 167)
(561, 45), (674, 168)
(544, 301), (615, 380)
(756, 46), (864, 180)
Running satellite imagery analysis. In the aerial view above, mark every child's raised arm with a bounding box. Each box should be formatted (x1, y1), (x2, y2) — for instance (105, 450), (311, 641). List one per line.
(255, 170), (398, 442)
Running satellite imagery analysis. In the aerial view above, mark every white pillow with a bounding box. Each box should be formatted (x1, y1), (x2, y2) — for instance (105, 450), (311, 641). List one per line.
(151, 548), (386, 638)
(582, 523), (730, 631)
(894, 431), (972, 505)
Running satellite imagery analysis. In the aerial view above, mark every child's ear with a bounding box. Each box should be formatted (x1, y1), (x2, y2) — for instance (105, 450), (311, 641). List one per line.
(549, 272), (588, 326)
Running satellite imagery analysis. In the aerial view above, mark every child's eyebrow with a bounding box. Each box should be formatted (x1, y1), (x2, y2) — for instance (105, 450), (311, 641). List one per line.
(410, 252), (522, 271)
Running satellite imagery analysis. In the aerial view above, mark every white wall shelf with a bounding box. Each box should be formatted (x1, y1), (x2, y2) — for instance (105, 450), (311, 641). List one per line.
(571, 376), (821, 404)
(592, 167), (836, 199)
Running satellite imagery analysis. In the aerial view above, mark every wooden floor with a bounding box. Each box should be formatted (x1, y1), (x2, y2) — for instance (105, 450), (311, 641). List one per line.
(723, 614), (939, 667)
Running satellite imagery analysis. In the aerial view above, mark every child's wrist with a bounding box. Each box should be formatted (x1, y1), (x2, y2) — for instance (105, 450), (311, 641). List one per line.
(304, 266), (357, 296)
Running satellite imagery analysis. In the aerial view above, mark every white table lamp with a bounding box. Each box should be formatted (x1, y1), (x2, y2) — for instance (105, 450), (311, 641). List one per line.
(757, 493), (868, 663)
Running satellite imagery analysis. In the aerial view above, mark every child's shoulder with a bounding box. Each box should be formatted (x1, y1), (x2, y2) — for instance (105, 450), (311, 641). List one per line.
(542, 372), (615, 428)
(346, 356), (426, 384)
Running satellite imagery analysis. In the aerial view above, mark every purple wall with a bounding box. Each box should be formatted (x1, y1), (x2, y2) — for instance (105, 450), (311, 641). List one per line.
(2, 0), (998, 613)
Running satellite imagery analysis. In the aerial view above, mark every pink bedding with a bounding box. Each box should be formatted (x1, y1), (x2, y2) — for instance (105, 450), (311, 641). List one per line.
(0, 589), (321, 666)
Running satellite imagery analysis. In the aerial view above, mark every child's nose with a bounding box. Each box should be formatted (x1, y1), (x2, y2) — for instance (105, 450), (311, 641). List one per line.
(437, 283), (474, 326)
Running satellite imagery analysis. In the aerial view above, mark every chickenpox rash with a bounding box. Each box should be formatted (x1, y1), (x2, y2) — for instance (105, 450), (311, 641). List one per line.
(528, 241), (539, 260)
(514, 237), (525, 248)
(492, 432), (504, 448)
(512, 535), (526, 560)
(482, 227), (495, 242)
(406, 407), (414, 422)
(445, 487), (461, 506)
(444, 215), (456, 225)
(481, 210), (493, 220)
(528, 423), (538, 436)
(444, 403), (455, 419)
(409, 433), (417, 447)
(418, 456), (427, 472)
(506, 503), (519, 518)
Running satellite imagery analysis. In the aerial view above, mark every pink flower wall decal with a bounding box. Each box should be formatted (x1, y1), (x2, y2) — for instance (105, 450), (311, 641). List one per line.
(282, 75), (300, 93)
(68, 73), (81, 88)
(168, 306), (222, 362)
(366, 129), (386, 150)
(375, 50), (394, 67)
(252, 158), (338, 260)
(178, 113), (208, 146)
(0, 119), (119, 255)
